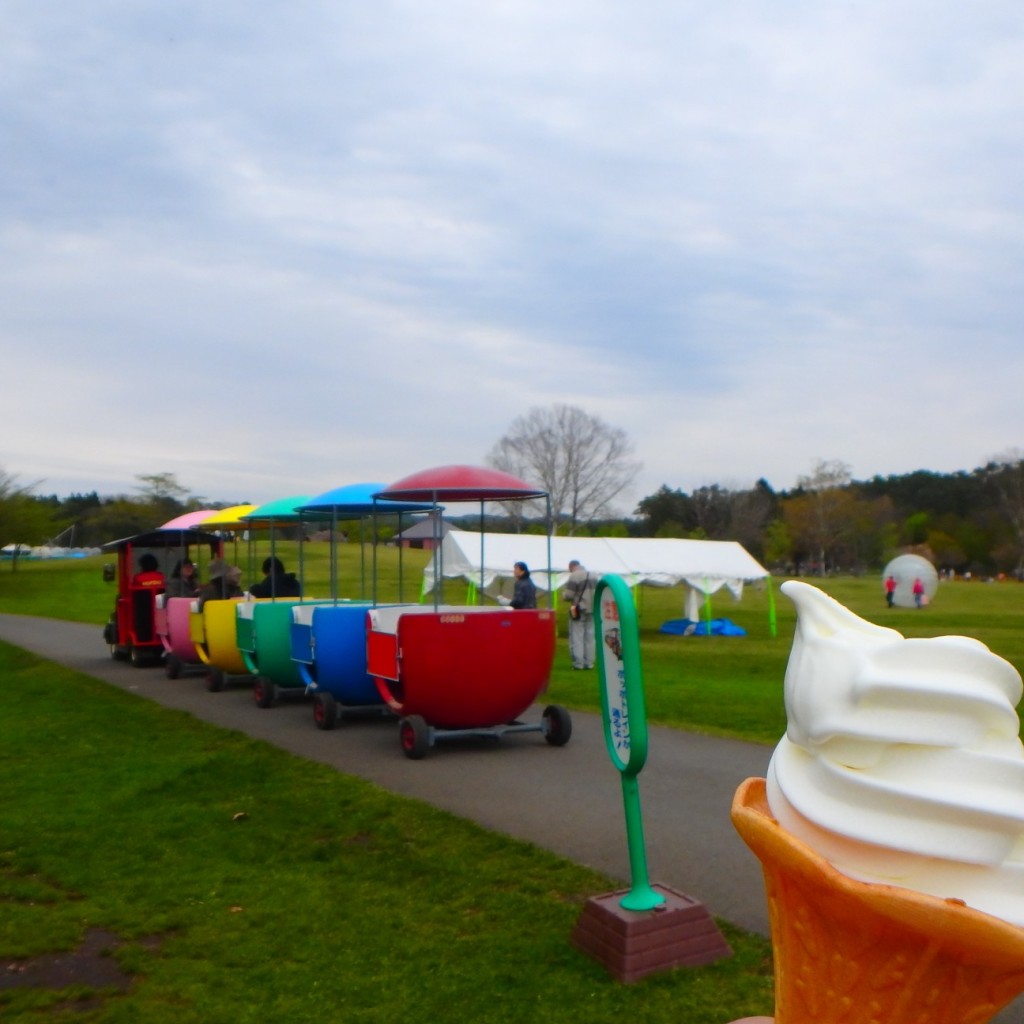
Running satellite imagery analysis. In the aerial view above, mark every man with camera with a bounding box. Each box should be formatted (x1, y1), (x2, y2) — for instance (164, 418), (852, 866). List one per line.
(563, 559), (596, 669)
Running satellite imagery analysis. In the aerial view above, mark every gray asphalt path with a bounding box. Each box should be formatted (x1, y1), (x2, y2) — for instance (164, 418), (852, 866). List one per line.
(3, 613), (1022, 1024)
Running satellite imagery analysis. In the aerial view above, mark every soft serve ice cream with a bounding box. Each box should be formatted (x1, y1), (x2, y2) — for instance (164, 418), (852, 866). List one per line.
(767, 580), (1024, 926)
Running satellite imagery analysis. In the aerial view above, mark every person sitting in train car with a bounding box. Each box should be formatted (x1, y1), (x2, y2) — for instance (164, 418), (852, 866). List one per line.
(249, 556), (302, 598)
(131, 553), (166, 592)
(198, 559), (244, 607)
(165, 559), (200, 598)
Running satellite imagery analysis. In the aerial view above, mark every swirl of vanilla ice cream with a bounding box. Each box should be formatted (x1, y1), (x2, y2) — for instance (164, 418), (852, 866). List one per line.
(767, 580), (1024, 925)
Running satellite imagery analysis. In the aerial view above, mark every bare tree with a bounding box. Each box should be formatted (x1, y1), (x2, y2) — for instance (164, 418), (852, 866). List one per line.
(487, 405), (640, 533)
(134, 472), (195, 524)
(135, 473), (190, 503)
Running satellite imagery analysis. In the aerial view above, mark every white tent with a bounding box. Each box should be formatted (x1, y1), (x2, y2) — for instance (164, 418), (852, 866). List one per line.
(423, 530), (771, 622)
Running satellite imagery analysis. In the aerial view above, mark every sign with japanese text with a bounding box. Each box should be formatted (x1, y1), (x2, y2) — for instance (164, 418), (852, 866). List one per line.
(595, 574), (664, 911)
(597, 574), (649, 778)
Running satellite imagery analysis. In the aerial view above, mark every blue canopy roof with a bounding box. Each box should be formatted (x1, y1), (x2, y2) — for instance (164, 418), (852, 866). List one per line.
(299, 482), (434, 517)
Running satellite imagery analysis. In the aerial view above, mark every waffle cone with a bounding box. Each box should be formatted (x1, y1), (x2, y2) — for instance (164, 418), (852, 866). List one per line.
(732, 778), (1024, 1024)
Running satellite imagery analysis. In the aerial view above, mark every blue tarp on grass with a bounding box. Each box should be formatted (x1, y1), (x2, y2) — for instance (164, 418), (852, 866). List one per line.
(659, 618), (747, 637)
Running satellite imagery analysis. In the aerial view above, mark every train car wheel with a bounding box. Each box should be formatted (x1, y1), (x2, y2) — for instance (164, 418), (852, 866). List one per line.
(542, 704), (572, 747)
(206, 667), (224, 692)
(130, 646), (154, 668)
(165, 654), (182, 679)
(253, 677), (276, 709)
(313, 692), (339, 731)
(399, 715), (430, 760)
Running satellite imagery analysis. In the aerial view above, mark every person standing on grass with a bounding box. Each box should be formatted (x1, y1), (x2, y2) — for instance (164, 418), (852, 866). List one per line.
(885, 574), (897, 608)
(563, 559), (596, 669)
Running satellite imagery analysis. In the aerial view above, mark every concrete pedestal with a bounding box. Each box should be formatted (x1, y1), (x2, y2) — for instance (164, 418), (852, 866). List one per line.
(571, 883), (732, 983)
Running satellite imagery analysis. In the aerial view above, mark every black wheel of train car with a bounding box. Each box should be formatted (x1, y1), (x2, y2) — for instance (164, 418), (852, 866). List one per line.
(399, 715), (430, 760)
(542, 704), (572, 747)
(253, 676), (276, 709)
(313, 692), (339, 730)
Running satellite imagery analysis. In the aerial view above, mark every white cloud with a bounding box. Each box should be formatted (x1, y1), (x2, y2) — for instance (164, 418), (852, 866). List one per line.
(2, 0), (1022, 513)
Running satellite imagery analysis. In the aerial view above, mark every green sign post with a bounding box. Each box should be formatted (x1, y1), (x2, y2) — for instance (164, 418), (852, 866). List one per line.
(595, 574), (666, 912)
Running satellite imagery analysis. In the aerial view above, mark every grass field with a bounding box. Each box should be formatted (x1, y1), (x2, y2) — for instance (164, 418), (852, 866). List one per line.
(0, 551), (1021, 1020)
(0, 640), (777, 1022)
(3, 546), (1023, 745)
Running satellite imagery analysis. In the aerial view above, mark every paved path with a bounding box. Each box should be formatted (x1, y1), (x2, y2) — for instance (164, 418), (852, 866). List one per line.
(3, 613), (1022, 1024)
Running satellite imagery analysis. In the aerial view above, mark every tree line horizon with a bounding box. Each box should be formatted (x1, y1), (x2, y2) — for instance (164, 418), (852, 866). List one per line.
(3, 407), (1022, 575)
(5, 452), (1024, 578)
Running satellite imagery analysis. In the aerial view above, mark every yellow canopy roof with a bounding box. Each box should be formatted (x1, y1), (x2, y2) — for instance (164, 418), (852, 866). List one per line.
(199, 504), (261, 529)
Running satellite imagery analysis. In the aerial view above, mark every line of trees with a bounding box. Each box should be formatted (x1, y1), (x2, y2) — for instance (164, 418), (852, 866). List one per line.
(4, 439), (1023, 576)
(0, 472), (218, 554)
(483, 407), (1024, 576)
(633, 455), (1024, 577)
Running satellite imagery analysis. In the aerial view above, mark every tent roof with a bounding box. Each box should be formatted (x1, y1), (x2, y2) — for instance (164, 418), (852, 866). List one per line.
(396, 518), (455, 540)
(424, 530), (769, 597)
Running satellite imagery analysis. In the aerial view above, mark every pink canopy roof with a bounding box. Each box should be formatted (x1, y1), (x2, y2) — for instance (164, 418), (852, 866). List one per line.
(160, 509), (220, 529)
(377, 465), (547, 502)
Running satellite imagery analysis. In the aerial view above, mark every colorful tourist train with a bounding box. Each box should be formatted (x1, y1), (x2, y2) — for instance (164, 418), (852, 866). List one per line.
(101, 465), (572, 759)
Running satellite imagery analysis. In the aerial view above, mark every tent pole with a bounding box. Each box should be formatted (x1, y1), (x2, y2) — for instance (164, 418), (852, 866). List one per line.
(371, 499), (378, 607)
(356, 514), (364, 601)
(330, 510), (338, 603)
(545, 495), (553, 609)
(395, 512), (402, 601)
(432, 498), (442, 609)
(766, 573), (777, 637)
(703, 576), (712, 636)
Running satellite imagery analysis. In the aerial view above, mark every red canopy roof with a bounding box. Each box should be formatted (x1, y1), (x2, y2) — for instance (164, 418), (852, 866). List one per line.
(377, 465), (547, 502)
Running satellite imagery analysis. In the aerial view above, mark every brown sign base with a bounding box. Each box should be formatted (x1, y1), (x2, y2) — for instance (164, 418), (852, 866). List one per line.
(571, 883), (732, 983)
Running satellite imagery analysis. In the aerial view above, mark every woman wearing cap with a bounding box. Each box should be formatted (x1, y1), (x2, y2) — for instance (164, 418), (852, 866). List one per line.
(198, 559), (244, 607)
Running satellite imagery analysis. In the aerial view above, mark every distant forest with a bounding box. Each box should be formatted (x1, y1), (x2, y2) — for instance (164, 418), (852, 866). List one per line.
(629, 458), (1024, 577)
(6, 456), (1024, 576)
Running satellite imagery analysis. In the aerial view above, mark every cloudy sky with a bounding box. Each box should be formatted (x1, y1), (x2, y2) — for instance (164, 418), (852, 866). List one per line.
(2, 1), (1022, 513)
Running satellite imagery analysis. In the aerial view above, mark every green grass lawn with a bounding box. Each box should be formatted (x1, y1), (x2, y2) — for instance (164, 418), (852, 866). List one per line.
(0, 640), (774, 1023)
(1, 552), (1022, 1020)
